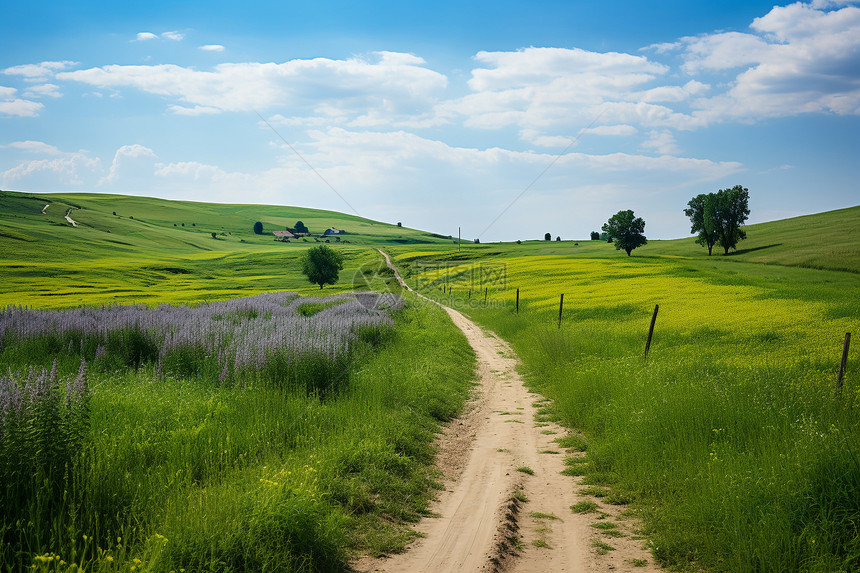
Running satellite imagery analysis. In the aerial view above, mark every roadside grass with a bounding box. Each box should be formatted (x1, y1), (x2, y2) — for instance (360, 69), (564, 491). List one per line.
(393, 226), (860, 572)
(0, 292), (475, 571)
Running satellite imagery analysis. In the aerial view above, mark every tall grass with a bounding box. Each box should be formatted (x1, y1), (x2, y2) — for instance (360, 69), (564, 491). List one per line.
(400, 250), (859, 571)
(0, 292), (475, 571)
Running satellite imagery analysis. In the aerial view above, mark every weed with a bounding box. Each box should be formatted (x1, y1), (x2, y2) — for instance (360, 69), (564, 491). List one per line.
(517, 466), (535, 475)
(530, 512), (560, 520)
(592, 539), (616, 555)
(570, 501), (599, 513)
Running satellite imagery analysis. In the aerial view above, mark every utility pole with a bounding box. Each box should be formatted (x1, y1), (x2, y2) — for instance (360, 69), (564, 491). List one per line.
(458, 226), (461, 252)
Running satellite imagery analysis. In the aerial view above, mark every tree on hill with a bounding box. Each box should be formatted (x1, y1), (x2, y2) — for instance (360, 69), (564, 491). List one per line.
(293, 221), (309, 235)
(300, 245), (345, 289)
(253, 221), (263, 235)
(713, 185), (750, 254)
(684, 193), (719, 255)
(590, 231), (600, 240)
(601, 210), (647, 256)
(544, 232), (552, 241)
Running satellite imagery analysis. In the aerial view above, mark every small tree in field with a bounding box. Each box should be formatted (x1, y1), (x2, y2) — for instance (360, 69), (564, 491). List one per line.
(590, 231), (600, 241)
(544, 233), (552, 241)
(684, 194), (719, 255)
(713, 185), (750, 254)
(602, 210), (647, 256)
(300, 245), (345, 289)
(253, 221), (263, 235)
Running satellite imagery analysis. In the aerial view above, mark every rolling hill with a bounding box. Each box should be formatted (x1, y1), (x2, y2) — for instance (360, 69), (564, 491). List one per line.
(0, 190), (451, 308)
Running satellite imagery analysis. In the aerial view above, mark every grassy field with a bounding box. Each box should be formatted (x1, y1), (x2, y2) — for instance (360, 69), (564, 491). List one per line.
(0, 190), (451, 308)
(389, 206), (859, 571)
(0, 191), (478, 571)
(0, 290), (475, 572)
(2, 189), (858, 571)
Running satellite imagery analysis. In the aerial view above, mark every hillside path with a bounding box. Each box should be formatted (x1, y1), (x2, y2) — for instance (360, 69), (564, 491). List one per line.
(354, 251), (661, 573)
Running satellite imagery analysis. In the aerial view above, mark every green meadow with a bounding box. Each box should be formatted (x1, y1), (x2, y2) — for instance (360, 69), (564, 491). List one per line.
(391, 205), (859, 571)
(2, 190), (858, 571)
(0, 190), (473, 571)
(0, 190), (451, 308)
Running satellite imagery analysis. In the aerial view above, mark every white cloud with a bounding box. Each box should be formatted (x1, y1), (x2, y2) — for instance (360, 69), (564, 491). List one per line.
(199, 44), (225, 52)
(0, 87), (43, 117)
(168, 104), (222, 115)
(584, 124), (639, 136)
(682, 2), (860, 119)
(100, 144), (158, 186)
(1, 143), (99, 187)
(162, 31), (184, 41)
(2, 61), (77, 81)
(641, 130), (681, 155)
(2, 141), (64, 155)
(136, 32), (158, 41)
(440, 46), (708, 144)
(23, 83), (62, 98)
(57, 52), (448, 124)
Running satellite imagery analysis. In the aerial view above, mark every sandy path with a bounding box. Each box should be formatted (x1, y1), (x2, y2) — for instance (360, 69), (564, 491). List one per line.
(65, 208), (78, 227)
(357, 251), (661, 573)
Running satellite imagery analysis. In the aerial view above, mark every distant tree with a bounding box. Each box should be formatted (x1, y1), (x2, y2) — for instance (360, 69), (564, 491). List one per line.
(474, 238), (480, 244)
(293, 221), (309, 235)
(601, 210), (647, 256)
(556, 236), (561, 241)
(300, 245), (345, 289)
(713, 185), (750, 254)
(211, 232), (217, 239)
(253, 221), (263, 235)
(599, 232), (610, 242)
(590, 231), (600, 241)
(684, 193), (719, 255)
(397, 222), (402, 227)
(544, 232), (552, 241)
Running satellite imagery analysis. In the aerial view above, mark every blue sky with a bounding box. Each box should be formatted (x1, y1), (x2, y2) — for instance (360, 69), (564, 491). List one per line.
(1, 0), (858, 241)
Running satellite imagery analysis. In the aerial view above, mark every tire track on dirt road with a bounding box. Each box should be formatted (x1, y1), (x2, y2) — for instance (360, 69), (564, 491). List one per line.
(354, 251), (660, 572)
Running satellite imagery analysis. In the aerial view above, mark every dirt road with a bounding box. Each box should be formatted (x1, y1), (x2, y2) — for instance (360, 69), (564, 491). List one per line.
(356, 251), (659, 572)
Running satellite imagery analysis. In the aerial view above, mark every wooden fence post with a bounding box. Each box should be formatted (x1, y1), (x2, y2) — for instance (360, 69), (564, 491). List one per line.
(644, 304), (659, 360)
(468, 289), (471, 301)
(516, 288), (520, 314)
(557, 293), (564, 329)
(484, 287), (488, 304)
(838, 332), (851, 395)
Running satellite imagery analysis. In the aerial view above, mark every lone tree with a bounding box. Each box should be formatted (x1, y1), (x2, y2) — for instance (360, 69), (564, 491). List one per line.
(684, 194), (719, 255)
(713, 185), (750, 254)
(544, 232), (552, 241)
(300, 245), (345, 289)
(602, 210), (647, 256)
(590, 231), (600, 241)
(253, 221), (263, 235)
(685, 185), (749, 255)
(293, 221), (309, 235)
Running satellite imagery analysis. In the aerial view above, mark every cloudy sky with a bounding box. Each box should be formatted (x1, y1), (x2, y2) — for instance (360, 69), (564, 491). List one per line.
(1, 0), (858, 241)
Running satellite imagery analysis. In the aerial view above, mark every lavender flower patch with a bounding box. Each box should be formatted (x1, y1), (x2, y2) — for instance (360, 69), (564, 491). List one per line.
(0, 291), (405, 392)
(0, 359), (89, 527)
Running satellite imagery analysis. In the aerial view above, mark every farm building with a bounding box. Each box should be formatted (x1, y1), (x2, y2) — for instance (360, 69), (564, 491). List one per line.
(323, 227), (343, 236)
(273, 230), (295, 241)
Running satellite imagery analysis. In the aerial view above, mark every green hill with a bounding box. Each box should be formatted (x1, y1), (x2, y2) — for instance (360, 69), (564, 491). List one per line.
(643, 205), (860, 272)
(416, 205), (860, 273)
(0, 190), (450, 308)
